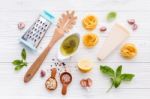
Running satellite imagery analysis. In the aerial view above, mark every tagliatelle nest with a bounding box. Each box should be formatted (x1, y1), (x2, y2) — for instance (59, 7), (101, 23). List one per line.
(120, 43), (137, 59)
(82, 15), (98, 30)
(83, 33), (99, 48)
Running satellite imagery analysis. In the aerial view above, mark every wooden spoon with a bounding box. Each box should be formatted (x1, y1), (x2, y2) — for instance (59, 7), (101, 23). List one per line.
(45, 68), (57, 91)
(24, 11), (77, 83)
(60, 72), (72, 95)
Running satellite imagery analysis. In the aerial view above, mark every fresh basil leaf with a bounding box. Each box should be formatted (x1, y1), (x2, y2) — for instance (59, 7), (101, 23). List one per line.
(12, 48), (28, 71)
(24, 62), (28, 66)
(116, 65), (122, 77)
(12, 60), (23, 65)
(114, 77), (122, 88)
(107, 11), (117, 21)
(100, 66), (115, 77)
(15, 65), (24, 71)
(100, 65), (135, 92)
(21, 48), (26, 60)
(121, 74), (135, 81)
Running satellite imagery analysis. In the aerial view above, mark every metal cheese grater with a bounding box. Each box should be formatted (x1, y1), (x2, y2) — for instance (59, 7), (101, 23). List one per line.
(20, 10), (55, 51)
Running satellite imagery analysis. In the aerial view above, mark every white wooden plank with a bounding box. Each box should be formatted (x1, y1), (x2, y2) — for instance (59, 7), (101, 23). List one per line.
(0, 63), (150, 98)
(0, 88), (150, 99)
(0, 36), (149, 62)
(0, 0), (150, 12)
(0, 0), (150, 98)
(0, 11), (150, 37)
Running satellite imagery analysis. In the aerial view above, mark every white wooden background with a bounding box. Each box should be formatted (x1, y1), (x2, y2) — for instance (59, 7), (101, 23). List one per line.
(0, 0), (150, 99)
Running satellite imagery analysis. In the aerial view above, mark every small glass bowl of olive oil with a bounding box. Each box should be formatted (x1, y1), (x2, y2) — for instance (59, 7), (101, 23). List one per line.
(57, 33), (80, 61)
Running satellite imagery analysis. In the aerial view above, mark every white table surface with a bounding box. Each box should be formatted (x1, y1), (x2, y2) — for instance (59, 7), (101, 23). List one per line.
(0, 0), (150, 99)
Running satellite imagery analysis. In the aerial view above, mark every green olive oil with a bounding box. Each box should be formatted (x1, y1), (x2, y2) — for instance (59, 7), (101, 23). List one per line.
(60, 34), (79, 56)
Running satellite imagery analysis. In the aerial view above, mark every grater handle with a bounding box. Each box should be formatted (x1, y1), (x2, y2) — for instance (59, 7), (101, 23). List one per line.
(24, 42), (54, 83)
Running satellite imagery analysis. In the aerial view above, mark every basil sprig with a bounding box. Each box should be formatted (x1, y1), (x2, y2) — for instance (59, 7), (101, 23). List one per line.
(100, 65), (135, 92)
(12, 48), (28, 71)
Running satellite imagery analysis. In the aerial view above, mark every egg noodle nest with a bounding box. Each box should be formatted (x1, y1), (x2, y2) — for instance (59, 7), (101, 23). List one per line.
(82, 15), (98, 30)
(83, 33), (99, 48)
(120, 43), (137, 59)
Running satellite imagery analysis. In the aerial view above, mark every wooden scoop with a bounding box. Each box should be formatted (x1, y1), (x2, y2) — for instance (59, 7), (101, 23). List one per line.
(24, 11), (77, 83)
(45, 68), (57, 91)
(60, 72), (72, 95)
